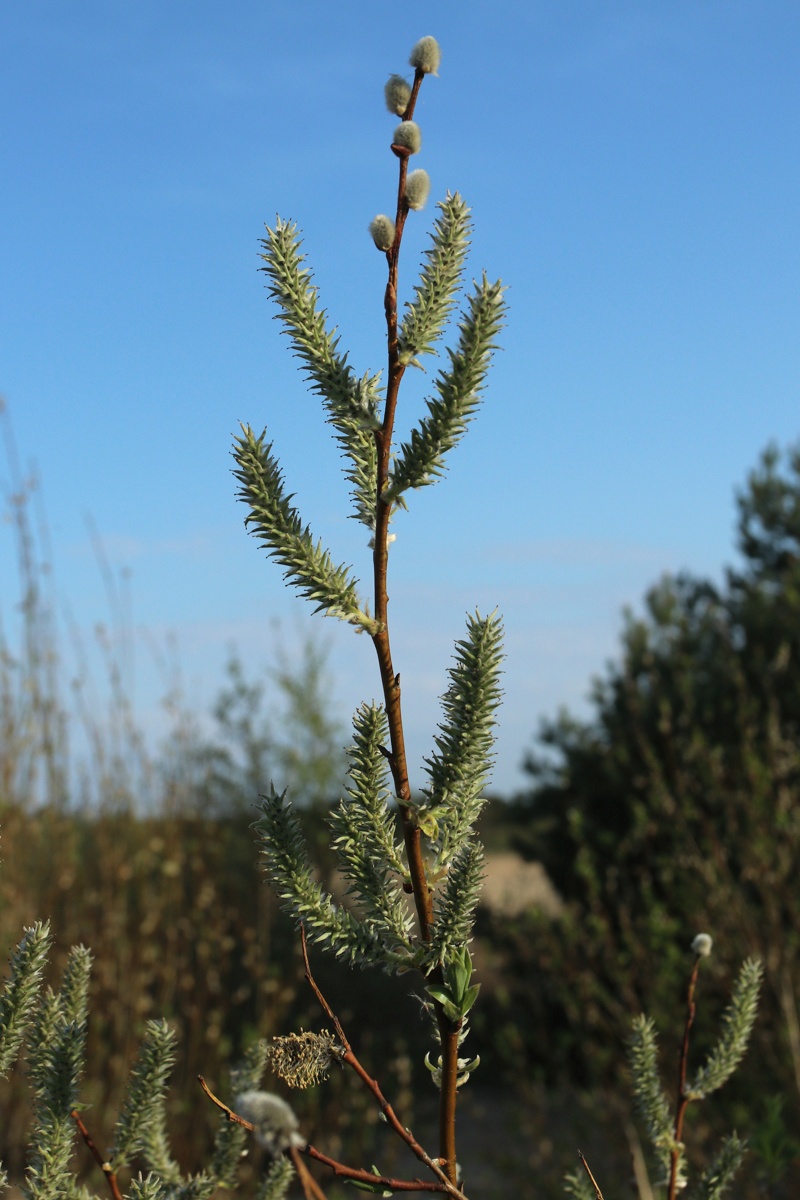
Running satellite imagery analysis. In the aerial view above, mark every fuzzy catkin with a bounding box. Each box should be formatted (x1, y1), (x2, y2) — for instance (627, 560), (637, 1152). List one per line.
(393, 121), (422, 154)
(384, 74), (411, 116)
(235, 1091), (304, 1154)
(369, 215), (396, 251)
(409, 36), (441, 76)
(692, 933), (713, 958)
(405, 169), (431, 211)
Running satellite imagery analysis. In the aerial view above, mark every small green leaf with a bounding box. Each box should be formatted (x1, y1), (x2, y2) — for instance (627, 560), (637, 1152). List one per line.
(424, 985), (461, 1023)
(417, 811), (439, 840)
(345, 1167), (393, 1196)
(447, 946), (472, 996)
(424, 986), (451, 1006)
(461, 983), (481, 1015)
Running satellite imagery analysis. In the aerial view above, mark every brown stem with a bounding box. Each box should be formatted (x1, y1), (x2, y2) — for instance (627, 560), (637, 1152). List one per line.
(668, 957), (701, 1200)
(370, 63), (433, 941)
(71, 1110), (123, 1200)
(300, 930), (468, 1200)
(200, 1067), (459, 1200)
(304, 1144), (453, 1193)
(578, 1151), (605, 1200)
(198, 1075), (255, 1130)
(367, 62), (462, 1187)
(199, 1076), (329, 1200)
(780, 961), (800, 1098)
(437, 1023), (460, 1179)
(289, 1147), (330, 1200)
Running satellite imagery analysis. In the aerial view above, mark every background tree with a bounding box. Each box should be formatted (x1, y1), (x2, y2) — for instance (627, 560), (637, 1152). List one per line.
(497, 443), (800, 1149)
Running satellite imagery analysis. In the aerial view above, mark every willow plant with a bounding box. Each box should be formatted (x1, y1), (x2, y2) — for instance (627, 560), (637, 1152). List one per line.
(0, 28), (773, 1200)
(232, 32), (504, 1197)
(565, 937), (763, 1200)
(0, 919), (275, 1200)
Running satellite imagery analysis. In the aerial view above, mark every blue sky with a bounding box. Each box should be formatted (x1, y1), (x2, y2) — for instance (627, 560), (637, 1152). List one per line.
(2, 1), (799, 795)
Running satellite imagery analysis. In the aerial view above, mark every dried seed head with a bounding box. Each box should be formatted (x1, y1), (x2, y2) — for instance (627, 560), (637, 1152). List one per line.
(268, 1030), (338, 1088)
(393, 121), (422, 154)
(384, 74), (412, 116)
(235, 1091), (304, 1154)
(409, 36), (441, 76)
(369, 214), (396, 252)
(405, 169), (431, 212)
(692, 932), (713, 958)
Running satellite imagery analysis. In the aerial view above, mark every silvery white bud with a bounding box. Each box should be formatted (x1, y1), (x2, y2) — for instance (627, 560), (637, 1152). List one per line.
(368, 532), (396, 550)
(235, 1091), (304, 1155)
(384, 74), (412, 116)
(409, 36), (441, 76)
(369, 215), (396, 252)
(393, 121), (422, 154)
(691, 933), (713, 958)
(405, 169), (430, 211)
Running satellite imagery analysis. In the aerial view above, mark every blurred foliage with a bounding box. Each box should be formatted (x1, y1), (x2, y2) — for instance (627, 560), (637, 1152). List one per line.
(161, 638), (347, 818)
(0, 802), (420, 1188)
(481, 443), (800, 1189)
(0, 431), (409, 1186)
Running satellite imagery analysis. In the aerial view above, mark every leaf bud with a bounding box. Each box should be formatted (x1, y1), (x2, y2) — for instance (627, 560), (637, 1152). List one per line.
(384, 74), (412, 116)
(409, 36), (441, 76)
(369, 215), (396, 252)
(691, 932), (713, 958)
(404, 169), (430, 211)
(393, 120), (422, 155)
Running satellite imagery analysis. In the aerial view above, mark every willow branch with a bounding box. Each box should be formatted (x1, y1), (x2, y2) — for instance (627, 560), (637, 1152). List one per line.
(303, 1145), (452, 1193)
(289, 1147), (330, 1200)
(198, 1076), (328, 1200)
(668, 957), (701, 1200)
(71, 1110), (123, 1200)
(367, 62), (464, 1186)
(199, 1065), (459, 1200)
(300, 929), (468, 1200)
(578, 1151), (605, 1200)
(197, 1076), (254, 1130)
(370, 66), (434, 942)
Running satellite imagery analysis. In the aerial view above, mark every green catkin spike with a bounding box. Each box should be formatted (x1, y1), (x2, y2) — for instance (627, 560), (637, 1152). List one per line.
(387, 275), (506, 498)
(687, 958), (763, 1099)
(0, 921), (51, 1078)
(628, 1014), (676, 1181)
(111, 1019), (179, 1172)
(233, 425), (378, 632)
(327, 702), (413, 960)
(398, 192), (471, 367)
(57, 944), (92, 1026)
(25, 987), (89, 1200)
(429, 840), (485, 964)
(562, 1167), (597, 1200)
(693, 1132), (747, 1200)
(127, 1175), (165, 1200)
(254, 786), (384, 967)
(424, 610), (504, 867)
(259, 1157), (295, 1200)
(258, 217), (381, 528)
